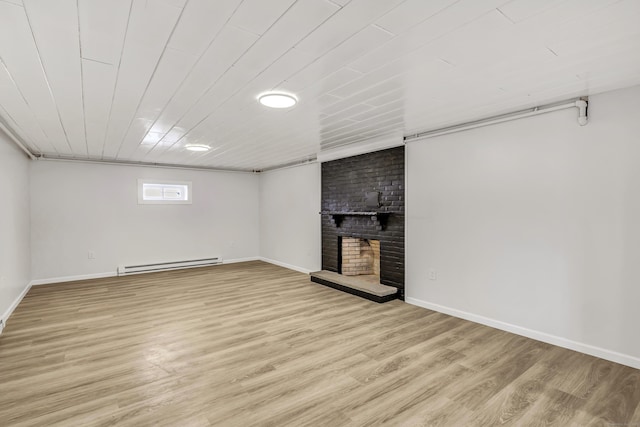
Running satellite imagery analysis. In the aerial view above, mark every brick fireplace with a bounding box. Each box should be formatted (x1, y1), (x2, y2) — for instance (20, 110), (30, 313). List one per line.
(315, 146), (405, 301)
(340, 237), (380, 277)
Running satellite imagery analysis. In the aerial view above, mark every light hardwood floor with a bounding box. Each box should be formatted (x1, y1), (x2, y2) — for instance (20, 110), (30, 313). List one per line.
(1, 261), (639, 426)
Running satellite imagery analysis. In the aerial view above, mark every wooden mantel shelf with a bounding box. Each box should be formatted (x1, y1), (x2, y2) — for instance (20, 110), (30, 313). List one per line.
(319, 211), (391, 229)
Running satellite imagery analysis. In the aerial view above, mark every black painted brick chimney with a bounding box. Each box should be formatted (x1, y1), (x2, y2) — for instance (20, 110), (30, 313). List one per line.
(321, 146), (405, 299)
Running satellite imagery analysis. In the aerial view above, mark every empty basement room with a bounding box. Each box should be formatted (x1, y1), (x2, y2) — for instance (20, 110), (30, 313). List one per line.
(2, 1), (640, 426)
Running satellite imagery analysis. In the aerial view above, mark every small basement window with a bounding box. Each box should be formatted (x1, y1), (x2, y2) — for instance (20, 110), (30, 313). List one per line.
(138, 179), (192, 204)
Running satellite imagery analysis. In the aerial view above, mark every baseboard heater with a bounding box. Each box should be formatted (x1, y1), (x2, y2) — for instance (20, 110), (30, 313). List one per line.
(117, 257), (222, 276)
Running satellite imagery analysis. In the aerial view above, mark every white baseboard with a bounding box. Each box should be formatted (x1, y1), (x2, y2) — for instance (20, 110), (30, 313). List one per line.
(223, 257), (260, 264)
(29, 259), (262, 286)
(1, 281), (33, 333)
(29, 259), (262, 285)
(30, 271), (117, 286)
(259, 257), (313, 274)
(406, 297), (640, 370)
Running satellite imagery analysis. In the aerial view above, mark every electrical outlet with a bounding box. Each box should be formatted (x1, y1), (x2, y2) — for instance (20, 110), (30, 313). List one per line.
(88, 251), (95, 260)
(428, 269), (438, 281)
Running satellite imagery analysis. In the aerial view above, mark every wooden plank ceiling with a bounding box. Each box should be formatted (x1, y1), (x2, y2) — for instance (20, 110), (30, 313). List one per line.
(0, 0), (639, 170)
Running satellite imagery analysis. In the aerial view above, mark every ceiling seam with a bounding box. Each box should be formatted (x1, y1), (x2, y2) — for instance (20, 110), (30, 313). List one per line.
(137, 0), (250, 160)
(0, 55), (47, 154)
(22, 0), (72, 154)
(146, 0), (303, 162)
(76, 0), (89, 157)
(166, 1), (347, 165)
(99, 0), (135, 159)
(111, 0), (192, 161)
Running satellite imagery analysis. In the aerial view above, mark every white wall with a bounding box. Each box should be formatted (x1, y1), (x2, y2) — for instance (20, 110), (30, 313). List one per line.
(31, 161), (260, 281)
(407, 85), (640, 368)
(0, 131), (31, 326)
(259, 163), (321, 273)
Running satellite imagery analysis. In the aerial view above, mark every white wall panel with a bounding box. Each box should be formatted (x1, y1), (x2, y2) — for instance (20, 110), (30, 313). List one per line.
(259, 163), (321, 273)
(0, 130), (31, 326)
(406, 85), (640, 368)
(30, 161), (260, 280)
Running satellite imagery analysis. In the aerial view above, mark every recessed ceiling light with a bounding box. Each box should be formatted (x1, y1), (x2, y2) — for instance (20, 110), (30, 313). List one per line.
(258, 92), (298, 108)
(185, 144), (211, 152)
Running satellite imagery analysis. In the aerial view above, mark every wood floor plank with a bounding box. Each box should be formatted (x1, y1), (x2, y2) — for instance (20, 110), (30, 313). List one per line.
(0, 261), (638, 426)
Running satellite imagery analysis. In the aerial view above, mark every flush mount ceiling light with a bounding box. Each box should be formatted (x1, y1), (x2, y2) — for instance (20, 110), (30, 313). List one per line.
(185, 144), (211, 152)
(258, 92), (298, 108)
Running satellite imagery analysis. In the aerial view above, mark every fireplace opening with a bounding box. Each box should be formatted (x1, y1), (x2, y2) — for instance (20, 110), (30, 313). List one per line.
(340, 237), (380, 278)
(312, 235), (396, 302)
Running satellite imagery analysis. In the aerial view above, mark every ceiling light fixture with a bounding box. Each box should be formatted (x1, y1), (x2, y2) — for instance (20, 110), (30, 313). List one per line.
(185, 144), (211, 152)
(258, 92), (298, 108)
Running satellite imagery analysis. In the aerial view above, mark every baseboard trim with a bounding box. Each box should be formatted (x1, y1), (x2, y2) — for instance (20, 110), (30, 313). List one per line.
(406, 297), (640, 370)
(259, 257), (313, 274)
(30, 259), (263, 286)
(1, 281), (33, 332)
(30, 259), (264, 285)
(30, 271), (117, 286)
(223, 257), (260, 264)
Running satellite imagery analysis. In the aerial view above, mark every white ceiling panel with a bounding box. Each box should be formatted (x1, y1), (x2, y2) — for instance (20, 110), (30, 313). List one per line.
(103, 0), (183, 159)
(168, 0), (242, 55)
(78, 0), (131, 65)
(374, 0), (459, 35)
(146, 25), (258, 141)
(293, 0), (403, 57)
(229, 0), (297, 36)
(232, 0), (340, 73)
(284, 66), (362, 98)
(432, 10), (517, 67)
(25, 0), (86, 155)
(82, 59), (117, 157)
(497, 0), (566, 23)
(0, 2), (69, 154)
(151, 0), (340, 154)
(0, 61), (49, 152)
(0, 0), (638, 170)
(117, 47), (197, 160)
(349, 0), (512, 73)
(546, 1), (640, 57)
(285, 24), (394, 95)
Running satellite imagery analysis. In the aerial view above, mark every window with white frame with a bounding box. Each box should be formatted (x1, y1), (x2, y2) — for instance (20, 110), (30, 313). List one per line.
(138, 179), (192, 204)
